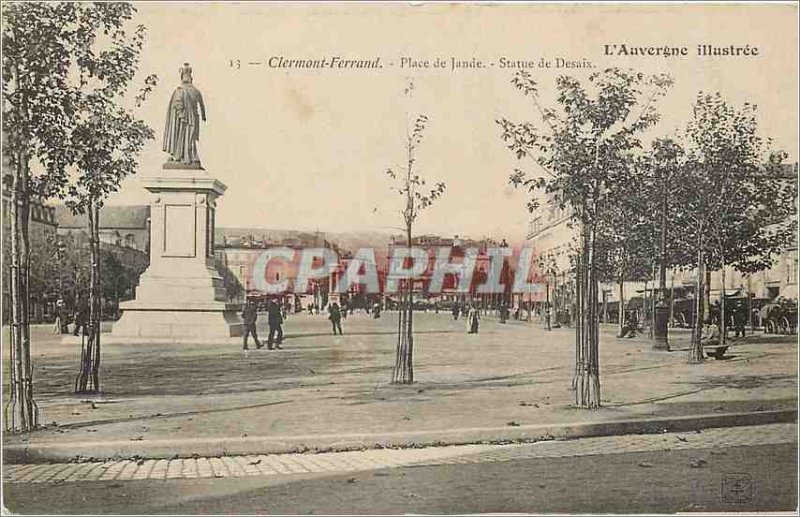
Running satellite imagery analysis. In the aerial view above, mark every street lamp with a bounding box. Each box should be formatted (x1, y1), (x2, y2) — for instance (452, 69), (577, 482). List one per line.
(653, 165), (670, 351)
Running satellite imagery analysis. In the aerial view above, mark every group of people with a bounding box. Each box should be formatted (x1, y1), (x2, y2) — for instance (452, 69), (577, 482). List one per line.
(52, 299), (90, 337)
(616, 300), (749, 341)
(241, 300), (284, 350)
(243, 299), (352, 349)
(451, 303), (511, 334)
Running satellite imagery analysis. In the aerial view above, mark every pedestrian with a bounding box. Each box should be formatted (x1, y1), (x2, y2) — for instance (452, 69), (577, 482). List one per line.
(53, 299), (66, 334)
(700, 319), (721, 346)
(733, 305), (747, 338)
(267, 300), (284, 349)
(452, 304), (460, 321)
(499, 303), (508, 324)
(373, 302), (382, 319)
(545, 303), (552, 331)
(467, 304), (480, 334)
(619, 309), (638, 338)
(328, 302), (343, 335)
(241, 300), (262, 350)
(710, 301), (721, 326)
(73, 299), (89, 337)
(341, 301), (348, 320)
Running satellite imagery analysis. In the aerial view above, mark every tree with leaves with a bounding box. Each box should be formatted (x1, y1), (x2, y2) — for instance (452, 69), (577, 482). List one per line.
(603, 137), (687, 346)
(537, 250), (563, 329)
(499, 68), (673, 408)
(3, 2), (156, 410)
(594, 154), (657, 337)
(63, 3), (156, 394)
(3, 2), (85, 431)
(385, 82), (446, 384)
(676, 93), (794, 363)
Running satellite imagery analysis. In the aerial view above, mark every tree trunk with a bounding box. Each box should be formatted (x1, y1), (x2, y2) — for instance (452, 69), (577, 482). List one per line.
(644, 277), (650, 337)
(4, 149), (38, 432)
(75, 199), (102, 393)
(617, 279), (625, 336)
(747, 275), (753, 334)
(704, 268), (712, 324)
(720, 256), (727, 347)
(689, 231), (705, 364)
(669, 268), (676, 327)
(573, 214), (600, 408)
(650, 264), (657, 338)
(392, 228), (414, 384)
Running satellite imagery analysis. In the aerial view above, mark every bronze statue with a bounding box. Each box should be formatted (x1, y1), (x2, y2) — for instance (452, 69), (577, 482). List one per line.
(163, 63), (206, 167)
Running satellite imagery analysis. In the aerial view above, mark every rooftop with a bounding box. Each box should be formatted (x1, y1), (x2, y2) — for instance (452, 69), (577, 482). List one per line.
(56, 205), (150, 230)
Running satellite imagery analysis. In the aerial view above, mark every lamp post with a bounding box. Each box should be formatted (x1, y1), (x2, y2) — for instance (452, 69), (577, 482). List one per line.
(653, 165), (670, 351)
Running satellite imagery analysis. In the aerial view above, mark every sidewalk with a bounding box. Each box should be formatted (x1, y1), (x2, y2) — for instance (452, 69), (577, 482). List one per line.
(3, 314), (796, 462)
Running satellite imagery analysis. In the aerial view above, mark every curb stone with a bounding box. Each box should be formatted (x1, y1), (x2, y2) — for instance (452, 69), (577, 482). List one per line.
(4, 408), (795, 464)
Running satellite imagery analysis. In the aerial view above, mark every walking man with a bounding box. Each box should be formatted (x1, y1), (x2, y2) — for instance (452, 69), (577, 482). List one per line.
(452, 304), (460, 321)
(267, 300), (284, 349)
(499, 303), (509, 324)
(544, 303), (552, 331)
(733, 305), (747, 338)
(73, 298), (89, 337)
(241, 300), (262, 350)
(328, 302), (343, 335)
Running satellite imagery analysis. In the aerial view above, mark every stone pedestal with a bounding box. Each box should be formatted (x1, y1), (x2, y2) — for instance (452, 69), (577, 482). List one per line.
(112, 167), (242, 339)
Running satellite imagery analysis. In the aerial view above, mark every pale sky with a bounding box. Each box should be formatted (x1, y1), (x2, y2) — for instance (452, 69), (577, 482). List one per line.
(106, 2), (799, 244)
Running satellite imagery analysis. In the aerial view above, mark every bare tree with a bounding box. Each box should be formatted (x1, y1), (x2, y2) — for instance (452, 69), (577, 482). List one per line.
(385, 82), (446, 384)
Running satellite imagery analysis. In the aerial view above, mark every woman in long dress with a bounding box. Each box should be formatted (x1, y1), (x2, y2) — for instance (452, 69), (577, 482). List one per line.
(467, 305), (480, 334)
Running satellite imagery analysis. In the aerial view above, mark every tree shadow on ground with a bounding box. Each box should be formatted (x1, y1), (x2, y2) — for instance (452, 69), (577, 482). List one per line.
(632, 397), (797, 418)
(685, 373), (796, 391)
(31, 345), (401, 398)
(283, 330), (456, 339)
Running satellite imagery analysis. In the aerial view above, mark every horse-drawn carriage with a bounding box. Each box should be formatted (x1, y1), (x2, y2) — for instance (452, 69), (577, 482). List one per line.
(759, 297), (797, 334)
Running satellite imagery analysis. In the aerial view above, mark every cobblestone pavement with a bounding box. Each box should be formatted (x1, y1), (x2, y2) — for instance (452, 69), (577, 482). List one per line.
(4, 423), (795, 484)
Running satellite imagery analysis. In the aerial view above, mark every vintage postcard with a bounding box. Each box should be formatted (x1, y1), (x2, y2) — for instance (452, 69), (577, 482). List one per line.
(1, 1), (797, 514)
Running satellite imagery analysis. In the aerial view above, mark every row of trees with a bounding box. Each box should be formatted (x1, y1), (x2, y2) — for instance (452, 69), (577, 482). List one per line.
(3, 2), (156, 431)
(2, 230), (142, 324)
(500, 68), (795, 407)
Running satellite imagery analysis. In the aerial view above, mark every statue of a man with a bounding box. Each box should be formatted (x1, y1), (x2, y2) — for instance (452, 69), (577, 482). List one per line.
(163, 63), (206, 167)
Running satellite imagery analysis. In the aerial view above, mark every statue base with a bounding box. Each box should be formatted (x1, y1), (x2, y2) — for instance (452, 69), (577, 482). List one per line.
(162, 161), (205, 170)
(112, 304), (243, 339)
(112, 166), (242, 341)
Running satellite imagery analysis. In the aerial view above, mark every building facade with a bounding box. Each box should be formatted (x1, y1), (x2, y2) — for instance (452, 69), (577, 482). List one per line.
(213, 229), (352, 311)
(525, 165), (799, 326)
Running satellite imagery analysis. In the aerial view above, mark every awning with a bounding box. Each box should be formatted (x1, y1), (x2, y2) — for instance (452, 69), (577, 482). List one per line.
(709, 289), (742, 297)
(779, 285), (798, 300)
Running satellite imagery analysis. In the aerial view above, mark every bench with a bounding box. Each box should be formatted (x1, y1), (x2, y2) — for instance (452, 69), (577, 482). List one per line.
(704, 344), (730, 360)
